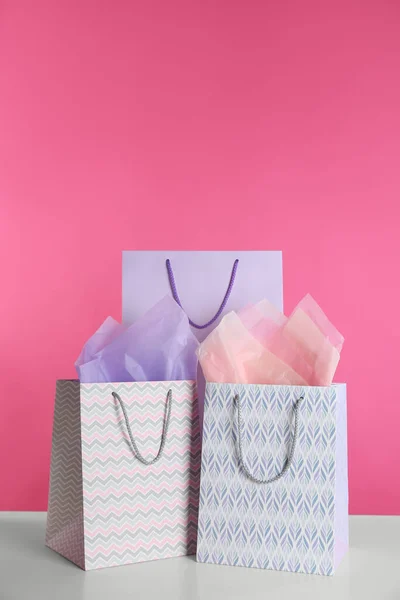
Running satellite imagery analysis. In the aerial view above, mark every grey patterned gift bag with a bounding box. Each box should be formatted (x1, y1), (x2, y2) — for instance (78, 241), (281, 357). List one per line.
(46, 380), (201, 570)
(196, 382), (348, 576)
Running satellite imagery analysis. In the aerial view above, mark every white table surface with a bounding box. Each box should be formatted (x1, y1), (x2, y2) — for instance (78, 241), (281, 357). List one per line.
(0, 513), (399, 600)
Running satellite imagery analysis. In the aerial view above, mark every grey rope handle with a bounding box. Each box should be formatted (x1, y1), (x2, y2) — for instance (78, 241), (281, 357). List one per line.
(112, 389), (172, 465)
(234, 393), (304, 484)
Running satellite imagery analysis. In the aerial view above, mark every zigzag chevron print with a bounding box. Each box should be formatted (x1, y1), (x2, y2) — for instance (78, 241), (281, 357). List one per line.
(196, 383), (348, 576)
(46, 380), (200, 570)
(46, 380), (85, 568)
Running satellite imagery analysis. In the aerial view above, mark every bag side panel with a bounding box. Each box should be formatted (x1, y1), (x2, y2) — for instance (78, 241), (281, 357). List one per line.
(45, 380), (85, 569)
(333, 384), (349, 570)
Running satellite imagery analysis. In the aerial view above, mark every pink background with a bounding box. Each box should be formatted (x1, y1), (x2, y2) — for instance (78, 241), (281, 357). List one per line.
(1, 1), (400, 514)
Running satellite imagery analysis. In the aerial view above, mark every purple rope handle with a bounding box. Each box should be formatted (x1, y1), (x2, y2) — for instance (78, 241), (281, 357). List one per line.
(166, 258), (239, 329)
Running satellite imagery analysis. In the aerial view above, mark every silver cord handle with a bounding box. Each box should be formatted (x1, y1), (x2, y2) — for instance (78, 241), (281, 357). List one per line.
(112, 389), (172, 465)
(234, 393), (303, 484)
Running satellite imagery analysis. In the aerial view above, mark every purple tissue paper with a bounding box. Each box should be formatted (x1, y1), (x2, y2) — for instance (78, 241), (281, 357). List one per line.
(75, 296), (199, 383)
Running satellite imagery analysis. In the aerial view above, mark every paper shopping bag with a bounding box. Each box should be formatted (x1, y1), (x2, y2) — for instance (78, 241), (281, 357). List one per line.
(46, 380), (200, 570)
(122, 251), (283, 342)
(122, 251), (283, 409)
(196, 383), (348, 576)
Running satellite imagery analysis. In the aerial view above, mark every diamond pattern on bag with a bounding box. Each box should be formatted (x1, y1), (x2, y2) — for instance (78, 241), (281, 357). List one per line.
(197, 383), (346, 576)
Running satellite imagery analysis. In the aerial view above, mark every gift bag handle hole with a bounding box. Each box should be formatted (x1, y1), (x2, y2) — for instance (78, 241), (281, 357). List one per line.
(166, 258), (239, 329)
(234, 393), (304, 484)
(112, 389), (172, 465)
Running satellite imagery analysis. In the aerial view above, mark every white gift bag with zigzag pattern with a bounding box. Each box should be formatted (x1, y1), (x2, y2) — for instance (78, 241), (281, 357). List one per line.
(196, 382), (348, 576)
(46, 380), (200, 570)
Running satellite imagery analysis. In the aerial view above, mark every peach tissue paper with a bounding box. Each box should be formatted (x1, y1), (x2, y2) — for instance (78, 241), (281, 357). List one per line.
(197, 294), (344, 386)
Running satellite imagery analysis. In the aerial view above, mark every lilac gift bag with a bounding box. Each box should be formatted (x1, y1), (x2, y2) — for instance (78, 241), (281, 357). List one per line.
(122, 251), (283, 342)
(122, 251), (283, 408)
